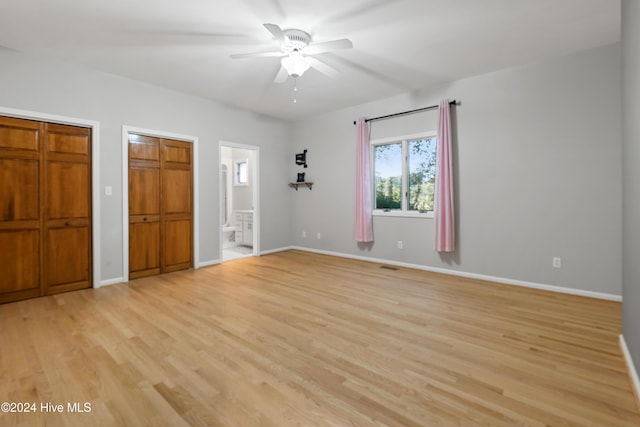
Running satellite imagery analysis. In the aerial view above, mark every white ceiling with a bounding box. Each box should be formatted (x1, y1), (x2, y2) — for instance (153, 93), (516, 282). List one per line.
(0, 0), (620, 121)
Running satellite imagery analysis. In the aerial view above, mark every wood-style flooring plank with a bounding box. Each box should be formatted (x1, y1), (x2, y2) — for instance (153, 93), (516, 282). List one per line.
(0, 249), (638, 426)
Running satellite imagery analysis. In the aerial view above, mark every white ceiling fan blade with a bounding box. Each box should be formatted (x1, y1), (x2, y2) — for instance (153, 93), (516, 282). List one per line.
(230, 50), (285, 59)
(304, 38), (353, 55)
(263, 23), (286, 41)
(308, 57), (339, 77)
(274, 66), (289, 83)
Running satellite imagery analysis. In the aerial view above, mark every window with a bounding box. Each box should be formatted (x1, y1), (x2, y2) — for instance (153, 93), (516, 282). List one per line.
(235, 159), (248, 185)
(372, 132), (437, 217)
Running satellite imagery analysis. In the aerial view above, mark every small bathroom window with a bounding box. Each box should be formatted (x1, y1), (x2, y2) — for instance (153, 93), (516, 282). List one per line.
(235, 159), (248, 186)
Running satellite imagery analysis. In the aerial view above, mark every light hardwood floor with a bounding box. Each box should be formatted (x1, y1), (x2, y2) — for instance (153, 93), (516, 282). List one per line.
(0, 250), (638, 426)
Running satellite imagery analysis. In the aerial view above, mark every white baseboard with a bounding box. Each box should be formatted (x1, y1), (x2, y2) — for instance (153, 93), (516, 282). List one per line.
(197, 259), (220, 268)
(98, 277), (125, 288)
(620, 335), (640, 408)
(146, 245), (621, 302)
(260, 246), (294, 256)
(279, 246), (621, 302)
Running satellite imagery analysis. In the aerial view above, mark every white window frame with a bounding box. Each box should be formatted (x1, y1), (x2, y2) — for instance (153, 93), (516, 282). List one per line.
(371, 131), (437, 219)
(235, 158), (249, 186)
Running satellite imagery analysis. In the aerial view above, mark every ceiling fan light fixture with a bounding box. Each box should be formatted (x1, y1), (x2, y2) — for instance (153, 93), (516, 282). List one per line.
(281, 50), (311, 78)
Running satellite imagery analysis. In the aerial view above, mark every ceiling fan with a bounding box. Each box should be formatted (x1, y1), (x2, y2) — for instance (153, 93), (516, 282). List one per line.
(230, 23), (353, 82)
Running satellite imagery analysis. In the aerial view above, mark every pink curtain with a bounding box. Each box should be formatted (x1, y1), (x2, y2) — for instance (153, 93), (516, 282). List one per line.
(355, 117), (373, 242)
(435, 100), (455, 252)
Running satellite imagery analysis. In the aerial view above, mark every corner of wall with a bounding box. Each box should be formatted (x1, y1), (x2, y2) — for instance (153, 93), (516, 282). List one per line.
(619, 334), (640, 411)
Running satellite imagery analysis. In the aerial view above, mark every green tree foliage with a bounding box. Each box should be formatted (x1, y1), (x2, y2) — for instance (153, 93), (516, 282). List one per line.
(408, 138), (436, 211)
(375, 175), (401, 209)
(374, 138), (437, 211)
(374, 143), (401, 209)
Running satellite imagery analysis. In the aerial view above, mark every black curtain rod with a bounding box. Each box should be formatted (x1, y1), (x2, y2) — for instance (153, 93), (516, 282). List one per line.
(353, 99), (458, 125)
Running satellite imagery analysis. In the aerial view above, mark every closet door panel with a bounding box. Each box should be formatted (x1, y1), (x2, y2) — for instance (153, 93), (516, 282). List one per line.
(0, 158), (39, 221)
(129, 135), (162, 278)
(163, 143), (190, 165)
(46, 162), (90, 219)
(45, 123), (90, 157)
(161, 139), (192, 273)
(0, 230), (40, 302)
(163, 219), (192, 272)
(0, 117), (39, 151)
(130, 135), (160, 162)
(0, 117), (42, 303)
(44, 226), (90, 293)
(0, 118), (40, 223)
(129, 221), (161, 278)
(163, 169), (191, 214)
(129, 168), (160, 215)
(43, 123), (92, 295)
(47, 132), (90, 155)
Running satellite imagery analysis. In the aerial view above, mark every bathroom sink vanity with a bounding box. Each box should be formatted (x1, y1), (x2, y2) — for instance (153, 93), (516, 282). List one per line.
(234, 210), (253, 247)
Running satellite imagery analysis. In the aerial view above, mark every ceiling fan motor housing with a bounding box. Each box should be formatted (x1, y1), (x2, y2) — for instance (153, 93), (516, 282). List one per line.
(282, 29), (311, 53)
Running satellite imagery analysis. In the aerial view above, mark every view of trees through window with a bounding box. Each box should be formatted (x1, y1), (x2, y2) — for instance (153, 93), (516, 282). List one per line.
(374, 137), (437, 212)
(374, 143), (402, 209)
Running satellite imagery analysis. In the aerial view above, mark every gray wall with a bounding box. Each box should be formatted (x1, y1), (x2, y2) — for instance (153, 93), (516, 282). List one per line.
(622, 0), (640, 373)
(231, 148), (255, 211)
(291, 43), (622, 296)
(0, 47), (292, 281)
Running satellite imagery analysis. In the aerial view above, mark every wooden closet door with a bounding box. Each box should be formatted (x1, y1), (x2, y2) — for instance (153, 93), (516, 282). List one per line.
(128, 134), (192, 279)
(0, 117), (92, 303)
(0, 117), (42, 303)
(129, 134), (161, 279)
(43, 123), (92, 295)
(162, 139), (192, 273)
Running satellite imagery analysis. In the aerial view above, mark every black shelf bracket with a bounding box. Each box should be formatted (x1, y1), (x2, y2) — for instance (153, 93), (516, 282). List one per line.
(289, 182), (313, 191)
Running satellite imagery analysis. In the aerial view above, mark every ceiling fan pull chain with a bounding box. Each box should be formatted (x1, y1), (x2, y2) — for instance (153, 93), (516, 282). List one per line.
(293, 78), (298, 103)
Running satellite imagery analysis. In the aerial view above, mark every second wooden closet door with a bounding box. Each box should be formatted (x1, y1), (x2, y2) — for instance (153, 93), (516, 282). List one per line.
(128, 134), (192, 279)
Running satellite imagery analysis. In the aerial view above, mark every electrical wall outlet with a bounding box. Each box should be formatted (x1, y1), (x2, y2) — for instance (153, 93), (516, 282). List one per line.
(105, 186), (112, 196)
(316, 232), (321, 240)
(302, 231), (306, 238)
(553, 257), (562, 268)
(397, 241), (403, 249)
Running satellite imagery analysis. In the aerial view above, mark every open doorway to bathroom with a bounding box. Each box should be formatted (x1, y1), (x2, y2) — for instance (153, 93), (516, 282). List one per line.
(219, 141), (259, 262)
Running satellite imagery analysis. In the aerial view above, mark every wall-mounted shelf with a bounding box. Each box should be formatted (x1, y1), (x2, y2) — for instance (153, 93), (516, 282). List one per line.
(289, 182), (313, 191)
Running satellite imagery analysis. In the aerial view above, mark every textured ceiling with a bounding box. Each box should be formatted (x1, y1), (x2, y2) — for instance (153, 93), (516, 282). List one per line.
(0, 0), (620, 121)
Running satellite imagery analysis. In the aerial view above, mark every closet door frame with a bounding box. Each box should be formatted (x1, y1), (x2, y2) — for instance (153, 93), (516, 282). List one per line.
(0, 106), (101, 288)
(122, 125), (199, 282)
